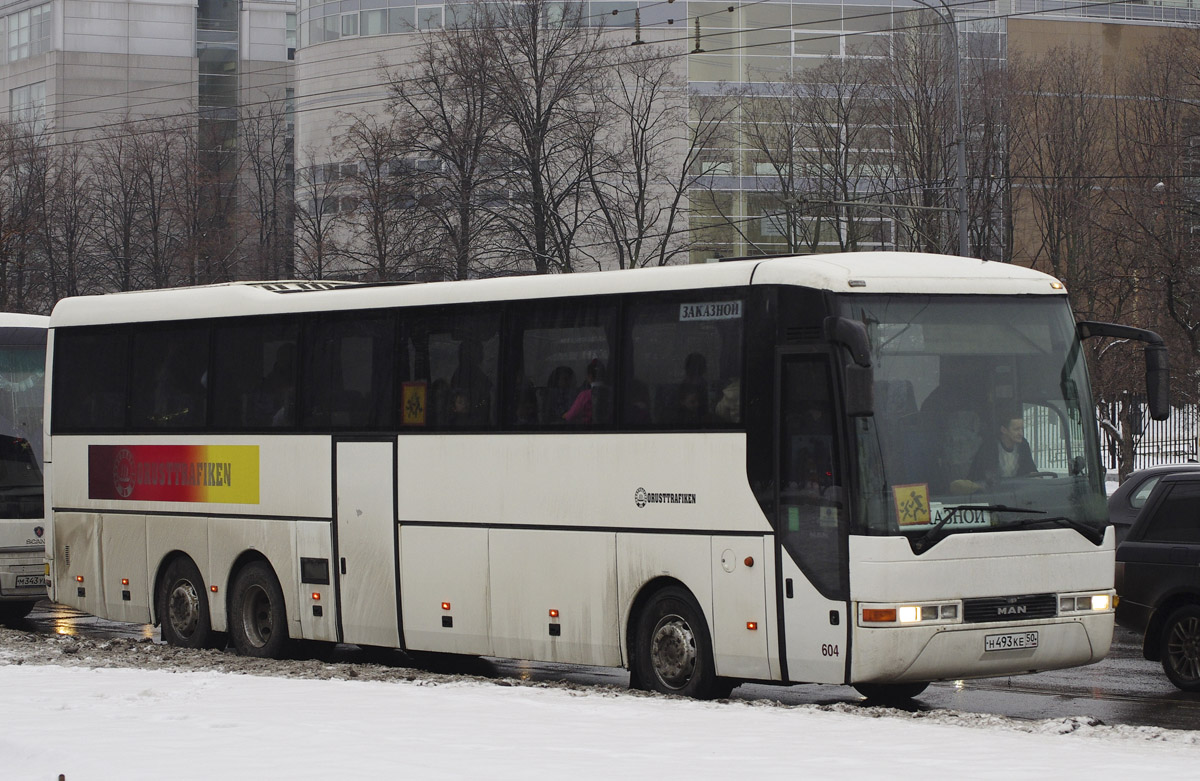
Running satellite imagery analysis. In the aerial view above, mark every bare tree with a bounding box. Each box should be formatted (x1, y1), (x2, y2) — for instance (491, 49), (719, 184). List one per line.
(481, 0), (611, 273)
(585, 50), (729, 268)
(1009, 47), (1110, 289)
(869, 19), (961, 253)
(39, 138), (98, 300)
(337, 114), (427, 281)
(241, 98), (295, 280)
(384, 19), (511, 280)
(293, 149), (346, 281)
(91, 119), (145, 291)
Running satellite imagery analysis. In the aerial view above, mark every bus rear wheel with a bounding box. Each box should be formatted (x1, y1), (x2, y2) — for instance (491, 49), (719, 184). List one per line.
(633, 586), (723, 699)
(229, 561), (288, 658)
(853, 682), (930, 702)
(157, 557), (212, 649)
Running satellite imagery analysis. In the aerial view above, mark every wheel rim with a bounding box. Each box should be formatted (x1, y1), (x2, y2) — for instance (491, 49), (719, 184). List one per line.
(167, 579), (201, 639)
(240, 584), (275, 649)
(1166, 615), (1200, 683)
(649, 612), (697, 690)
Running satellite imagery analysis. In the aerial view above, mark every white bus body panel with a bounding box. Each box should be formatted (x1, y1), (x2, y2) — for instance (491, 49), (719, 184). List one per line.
(848, 528), (1115, 683)
(400, 526), (491, 654)
(98, 513), (148, 623)
(709, 536), (771, 680)
(208, 517), (299, 637)
(490, 529), (620, 666)
(295, 521), (338, 643)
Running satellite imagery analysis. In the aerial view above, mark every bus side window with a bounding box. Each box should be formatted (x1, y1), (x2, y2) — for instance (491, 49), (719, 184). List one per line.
(398, 309), (500, 429)
(129, 326), (209, 429)
(51, 329), (129, 432)
(622, 295), (744, 428)
(212, 320), (300, 429)
(302, 315), (394, 430)
(508, 300), (616, 428)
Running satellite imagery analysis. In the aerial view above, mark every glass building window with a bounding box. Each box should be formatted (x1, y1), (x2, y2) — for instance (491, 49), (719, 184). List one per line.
(10, 81), (45, 132)
(8, 5), (52, 63)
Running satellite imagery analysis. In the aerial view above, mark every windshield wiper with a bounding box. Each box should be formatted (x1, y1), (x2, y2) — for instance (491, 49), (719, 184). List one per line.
(912, 505), (1042, 554)
(992, 516), (1105, 545)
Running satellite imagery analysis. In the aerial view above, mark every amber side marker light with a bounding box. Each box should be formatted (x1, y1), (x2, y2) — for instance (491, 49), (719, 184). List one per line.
(210, 585), (218, 593)
(75, 575), (83, 583)
(862, 608), (896, 622)
(746, 622), (758, 631)
(441, 602), (451, 611)
(121, 579), (129, 586)
(1050, 281), (1065, 290)
(312, 592), (321, 601)
(549, 609), (560, 618)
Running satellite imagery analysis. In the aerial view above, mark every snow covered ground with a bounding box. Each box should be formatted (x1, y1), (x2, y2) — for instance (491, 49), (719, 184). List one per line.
(1, 629), (1197, 780)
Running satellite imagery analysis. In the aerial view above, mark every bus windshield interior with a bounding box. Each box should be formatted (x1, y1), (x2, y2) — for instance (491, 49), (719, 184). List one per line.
(840, 294), (1107, 546)
(0, 344), (44, 519)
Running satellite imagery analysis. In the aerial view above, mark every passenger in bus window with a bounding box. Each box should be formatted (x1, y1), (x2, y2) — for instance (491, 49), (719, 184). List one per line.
(543, 366), (575, 423)
(677, 352), (710, 424)
(450, 339), (493, 425)
(563, 359), (603, 424)
(968, 403), (1037, 485)
(714, 378), (740, 424)
(251, 343), (296, 426)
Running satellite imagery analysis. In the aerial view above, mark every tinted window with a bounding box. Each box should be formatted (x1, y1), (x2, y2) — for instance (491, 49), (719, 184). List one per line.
(129, 326), (209, 429)
(302, 314), (395, 430)
(509, 300), (616, 427)
(398, 308), (500, 429)
(1142, 482), (1200, 544)
(622, 295), (744, 428)
(211, 319), (300, 429)
(1130, 476), (1163, 510)
(54, 329), (129, 432)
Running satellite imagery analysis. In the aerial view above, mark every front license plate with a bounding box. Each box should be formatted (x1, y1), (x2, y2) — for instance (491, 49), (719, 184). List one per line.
(984, 631), (1039, 652)
(15, 575), (43, 588)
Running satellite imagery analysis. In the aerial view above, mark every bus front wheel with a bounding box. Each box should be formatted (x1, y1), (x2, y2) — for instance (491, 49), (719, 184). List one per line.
(633, 586), (725, 699)
(229, 561), (288, 658)
(157, 556), (212, 649)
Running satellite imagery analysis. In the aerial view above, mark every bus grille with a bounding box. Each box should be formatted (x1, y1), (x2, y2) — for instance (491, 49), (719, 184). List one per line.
(962, 594), (1057, 623)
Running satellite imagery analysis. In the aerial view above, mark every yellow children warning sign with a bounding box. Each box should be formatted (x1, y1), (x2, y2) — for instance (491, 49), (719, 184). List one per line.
(402, 381), (428, 426)
(893, 483), (931, 527)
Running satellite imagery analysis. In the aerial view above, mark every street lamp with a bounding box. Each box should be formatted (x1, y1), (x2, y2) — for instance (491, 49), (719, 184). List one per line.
(907, 0), (969, 258)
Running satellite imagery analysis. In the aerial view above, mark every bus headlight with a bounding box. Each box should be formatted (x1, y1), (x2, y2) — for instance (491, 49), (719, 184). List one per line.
(1058, 593), (1112, 614)
(860, 601), (962, 626)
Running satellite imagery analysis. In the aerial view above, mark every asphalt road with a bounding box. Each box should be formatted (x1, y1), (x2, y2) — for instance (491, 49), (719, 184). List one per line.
(17, 599), (1200, 731)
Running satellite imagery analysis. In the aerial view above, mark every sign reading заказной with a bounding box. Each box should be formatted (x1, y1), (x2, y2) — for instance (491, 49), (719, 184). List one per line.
(87, 445), (260, 504)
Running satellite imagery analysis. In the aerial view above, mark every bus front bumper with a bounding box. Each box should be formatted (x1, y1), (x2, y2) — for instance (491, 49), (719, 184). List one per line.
(850, 613), (1113, 684)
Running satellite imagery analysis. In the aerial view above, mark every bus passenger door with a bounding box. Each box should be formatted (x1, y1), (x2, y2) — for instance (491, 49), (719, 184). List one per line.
(334, 439), (400, 648)
(776, 353), (850, 684)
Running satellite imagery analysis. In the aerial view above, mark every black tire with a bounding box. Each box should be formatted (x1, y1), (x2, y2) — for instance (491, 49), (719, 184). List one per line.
(157, 557), (212, 649)
(229, 561), (289, 658)
(632, 586), (722, 699)
(853, 681), (930, 702)
(1160, 605), (1200, 692)
(0, 600), (36, 624)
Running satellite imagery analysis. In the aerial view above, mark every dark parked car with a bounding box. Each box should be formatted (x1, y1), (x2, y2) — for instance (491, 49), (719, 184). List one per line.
(1108, 464), (1200, 544)
(1115, 471), (1200, 691)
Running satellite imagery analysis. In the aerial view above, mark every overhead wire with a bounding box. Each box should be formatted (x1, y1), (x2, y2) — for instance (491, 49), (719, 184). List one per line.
(18, 0), (1153, 150)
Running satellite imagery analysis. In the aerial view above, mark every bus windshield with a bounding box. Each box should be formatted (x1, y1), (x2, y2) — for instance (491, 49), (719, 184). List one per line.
(0, 344), (44, 501)
(841, 294), (1107, 546)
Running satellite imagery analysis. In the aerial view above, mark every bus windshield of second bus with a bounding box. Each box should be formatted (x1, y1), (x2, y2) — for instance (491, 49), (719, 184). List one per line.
(844, 294), (1106, 547)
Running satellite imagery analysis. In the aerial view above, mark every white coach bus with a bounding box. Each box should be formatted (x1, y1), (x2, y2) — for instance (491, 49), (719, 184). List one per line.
(44, 253), (1167, 699)
(0, 313), (48, 623)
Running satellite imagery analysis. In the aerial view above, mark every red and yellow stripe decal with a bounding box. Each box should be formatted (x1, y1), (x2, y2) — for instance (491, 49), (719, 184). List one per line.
(88, 445), (260, 504)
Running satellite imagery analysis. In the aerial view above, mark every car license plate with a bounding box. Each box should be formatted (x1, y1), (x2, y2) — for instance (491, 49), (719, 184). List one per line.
(15, 575), (42, 588)
(984, 631), (1038, 652)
